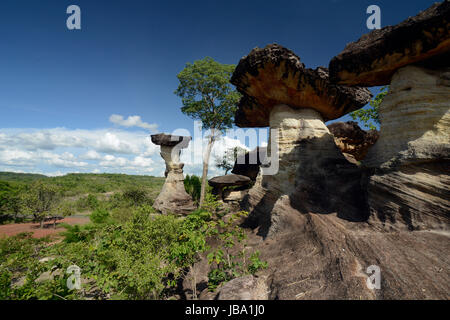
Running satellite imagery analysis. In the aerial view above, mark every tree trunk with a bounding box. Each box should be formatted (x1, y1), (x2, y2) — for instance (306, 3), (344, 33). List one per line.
(199, 130), (215, 207)
(40, 219), (44, 229)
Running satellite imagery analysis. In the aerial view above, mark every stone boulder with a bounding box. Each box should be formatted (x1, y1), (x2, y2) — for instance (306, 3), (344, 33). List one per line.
(216, 275), (271, 300)
(208, 174), (251, 200)
(327, 121), (379, 161)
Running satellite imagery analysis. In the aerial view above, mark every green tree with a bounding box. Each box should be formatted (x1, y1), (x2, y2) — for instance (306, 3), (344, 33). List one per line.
(350, 86), (388, 130)
(20, 182), (61, 228)
(215, 146), (247, 175)
(0, 181), (22, 221)
(175, 57), (241, 206)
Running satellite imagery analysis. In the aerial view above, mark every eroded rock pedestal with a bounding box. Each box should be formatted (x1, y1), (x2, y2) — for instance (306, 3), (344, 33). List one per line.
(365, 66), (450, 230)
(329, 1), (450, 232)
(151, 134), (195, 215)
(242, 105), (368, 238)
(230, 44), (372, 238)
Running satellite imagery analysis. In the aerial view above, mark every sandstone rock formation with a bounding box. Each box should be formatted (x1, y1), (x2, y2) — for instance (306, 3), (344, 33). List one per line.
(327, 121), (379, 162)
(216, 275), (271, 300)
(208, 174), (251, 200)
(365, 66), (450, 231)
(329, 1), (450, 231)
(151, 133), (195, 215)
(231, 147), (267, 181)
(230, 44), (372, 238)
(329, 1), (450, 86)
(231, 45), (372, 125)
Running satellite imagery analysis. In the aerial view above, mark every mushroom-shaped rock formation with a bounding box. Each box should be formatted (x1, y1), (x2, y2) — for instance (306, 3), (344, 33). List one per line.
(208, 174), (251, 200)
(329, 1), (450, 87)
(327, 121), (379, 162)
(329, 1), (450, 231)
(231, 147), (267, 181)
(151, 133), (195, 215)
(230, 44), (372, 238)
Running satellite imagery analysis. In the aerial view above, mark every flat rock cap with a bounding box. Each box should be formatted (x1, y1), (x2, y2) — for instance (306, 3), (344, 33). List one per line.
(329, 1), (450, 86)
(208, 174), (251, 188)
(230, 44), (372, 127)
(150, 133), (191, 148)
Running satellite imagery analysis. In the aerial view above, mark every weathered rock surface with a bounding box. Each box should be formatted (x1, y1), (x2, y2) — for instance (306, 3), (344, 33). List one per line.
(241, 105), (368, 238)
(151, 133), (191, 148)
(208, 174), (251, 200)
(216, 275), (271, 300)
(367, 162), (450, 231)
(329, 1), (450, 86)
(151, 134), (195, 215)
(365, 66), (450, 168)
(223, 189), (249, 202)
(231, 44), (372, 126)
(231, 45), (371, 238)
(327, 121), (379, 161)
(232, 147), (267, 181)
(185, 212), (450, 300)
(250, 213), (450, 299)
(364, 66), (450, 231)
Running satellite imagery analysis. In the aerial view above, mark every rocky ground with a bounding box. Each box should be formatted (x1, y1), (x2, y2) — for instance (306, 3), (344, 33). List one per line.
(184, 212), (449, 300)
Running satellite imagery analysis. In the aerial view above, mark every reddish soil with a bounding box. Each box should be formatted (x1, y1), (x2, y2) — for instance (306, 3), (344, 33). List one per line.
(0, 216), (90, 239)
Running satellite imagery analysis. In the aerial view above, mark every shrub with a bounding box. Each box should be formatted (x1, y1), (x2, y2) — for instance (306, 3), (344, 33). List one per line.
(184, 175), (201, 202)
(89, 208), (110, 224)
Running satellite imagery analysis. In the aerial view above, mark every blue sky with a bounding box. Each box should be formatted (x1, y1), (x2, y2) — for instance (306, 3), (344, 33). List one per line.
(0, 0), (437, 176)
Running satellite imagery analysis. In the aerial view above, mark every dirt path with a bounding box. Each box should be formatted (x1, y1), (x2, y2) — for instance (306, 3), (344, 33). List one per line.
(0, 216), (90, 238)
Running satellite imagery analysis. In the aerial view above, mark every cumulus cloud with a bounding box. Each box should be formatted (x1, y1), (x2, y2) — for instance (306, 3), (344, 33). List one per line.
(109, 114), (158, 132)
(80, 150), (102, 160)
(0, 121), (263, 177)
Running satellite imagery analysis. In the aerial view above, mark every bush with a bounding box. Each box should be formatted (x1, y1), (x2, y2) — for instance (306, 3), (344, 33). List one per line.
(75, 194), (99, 212)
(0, 193), (267, 300)
(89, 208), (110, 224)
(122, 187), (152, 206)
(184, 175), (201, 202)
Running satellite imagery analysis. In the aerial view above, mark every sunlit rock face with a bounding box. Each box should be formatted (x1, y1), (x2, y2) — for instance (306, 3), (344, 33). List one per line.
(365, 66), (450, 168)
(229, 44), (371, 238)
(151, 134), (195, 215)
(365, 66), (450, 230)
(242, 105), (368, 238)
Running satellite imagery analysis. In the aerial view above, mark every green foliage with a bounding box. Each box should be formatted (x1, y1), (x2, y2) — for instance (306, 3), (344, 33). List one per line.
(350, 86), (388, 130)
(206, 211), (267, 291)
(184, 175), (202, 202)
(247, 251), (268, 275)
(175, 57), (241, 206)
(0, 181), (23, 222)
(89, 208), (110, 224)
(174, 57), (241, 132)
(20, 181), (61, 225)
(0, 193), (267, 300)
(0, 232), (78, 300)
(215, 146), (247, 175)
(122, 187), (152, 206)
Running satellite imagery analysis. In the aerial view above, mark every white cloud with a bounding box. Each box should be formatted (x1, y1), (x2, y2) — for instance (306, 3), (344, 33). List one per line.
(0, 122), (260, 178)
(80, 150), (102, 160)
(109, 114), (158, 132)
